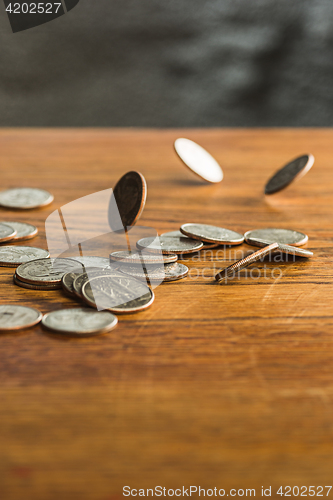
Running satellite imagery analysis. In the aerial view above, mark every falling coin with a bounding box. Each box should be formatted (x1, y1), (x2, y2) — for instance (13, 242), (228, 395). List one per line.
(215, 243), (279, 282)
(137, 235), (203, 255)
(265, 154), (314, 195)
(15, 258), (83, 286)
(0, 221), (38, 241)
(0, 223), (17, 243)
(119, 262), (189, 282)
(41, 307), (118, 336)
(0, 188), (54, 209)
(245, 238), (313, 257)
(109, 171), (147, 231)
(0, 305), (43, 330)
(174, 138), (223, 183)
(244, 228), (308, 247)
(0, 246), (50, 267)
(109, 250), (177, 265)
(180, 223), (244, 245)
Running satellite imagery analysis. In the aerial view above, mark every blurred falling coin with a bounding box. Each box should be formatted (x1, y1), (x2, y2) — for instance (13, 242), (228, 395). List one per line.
(0, 188), (54, 209)
(174, 138), (223, 183)
(245, 238), (313, 257)
(137, 235), (203, 255)
(109, 171), (147, 231)
(119, 262), (189, 282)
(180, 223), (244, 245)
(265, 154), (314, 195)
(0, 305), (42, 330)
(1, 221), (38, 241)
(41, 308), (118, 336)
(110, 250), (177, 265)
(0, 246), (50, 267)
(244, 228), (308, 247)
(0, 223), (17, 243)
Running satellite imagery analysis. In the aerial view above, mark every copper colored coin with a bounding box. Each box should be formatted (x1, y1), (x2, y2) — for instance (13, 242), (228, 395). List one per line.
(265, 154), (314, 195)
(108, 171), (147, 231)
(109, 250), (177, 265)
(14, 273), (61, 290)
(215, 243), (279, 282)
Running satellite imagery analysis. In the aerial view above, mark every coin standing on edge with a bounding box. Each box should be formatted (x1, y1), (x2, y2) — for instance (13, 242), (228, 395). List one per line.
(0, 188), (54, 209)
(265, 154), (315, 195)
(180, 223), (244, 245)
(1, 221), (38, 241)
(109, 250), (177, 265)
(0, 246), (50, 267)
(0, 305), (43, 330)
(244, 228), (308, 247)
(174, 138), (223, 183)
(42, 308), (118, 336)
(109, 171), (147, 231)
(137, 235), (203, 255)
(0, 223), (17, 243)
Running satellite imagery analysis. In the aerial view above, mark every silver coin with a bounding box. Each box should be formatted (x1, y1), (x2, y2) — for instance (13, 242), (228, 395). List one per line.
(244, 228), (308, 247)
(70, 256), (111, 269)
(82, 274), (155, 313)
(0, 246), (50, 267)
(1, 221), (38, 241)
(0, 188), (54, 209)
(245, 238), (313, 257)
(16, 258), (84, 285)
(160, 230), (184, 238)
(265, 154), (315, 195)
(119, 262), (189, 282)
(174, 138), (223, 183)
(13, 273), (60, 291)
(42, 307), (118, 336)
(161, 230), (219, 248)
(0, 223), (17, 242)
(109, 250), (177, 265)
(137, 235), (203, 255)
(61, 272), (82, 295)
(0, 305), (42, 330)
(180, 223), (244, 245)
(72, 268), (124, 297)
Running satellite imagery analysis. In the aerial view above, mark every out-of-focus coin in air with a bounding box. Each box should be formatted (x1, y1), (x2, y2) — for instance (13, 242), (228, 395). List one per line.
(42, 308), (118, 336)
(108, 171), (147, 231)
(120, 262), (189, 282)
(0, 305), (43, 330)
(109, 250), (177, 265)
(265, 154), (314, 195)
(174, 138), (223, 183)
(0, 223), (17, 243)
(0, 188), (54, 209)
(82, 274), (155, 313)
(244, 228), (308, 247)
(137, 235), (203, 255)
(15, 258), (83, 286)
(1, 221), (38, 241)
(0, 246), (50, 267)
(215, 243), (279, 282)
(180, 223), (244, 245)
(245, 238), (313, 258)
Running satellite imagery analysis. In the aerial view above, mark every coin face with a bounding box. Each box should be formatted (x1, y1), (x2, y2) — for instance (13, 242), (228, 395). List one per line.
(109, 250), (177, 265)
(137, 235), (203, 255)
(82, 274), (154, 313)
(0, 223), (17, 242)
(1, 221), (38, 241)
(245, 238), (313, 257)
(0, 305), (42, 330)
(13, 274), (61, 291)
(62, 272), (82, 295)
(244, 228), (308, 247)
(16, 258), (83, 285)
(180, 223), (244, 245)
(119, 262), (189, 282)
(41, 308), (118, 336)
(265, 154), (314, 195)
(108, 171), (147, 231)
(70, 256), (111, 270)
(0, 246), (50, 267)
(0, 188), (54, 209)
(72, 268), (125, 297)
(160, 230), (184, 238)
(174, 138), (223, 183)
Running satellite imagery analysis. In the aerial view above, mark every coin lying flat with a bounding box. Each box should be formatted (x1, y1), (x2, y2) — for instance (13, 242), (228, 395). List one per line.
(109, 250), (177, 265)
(70, 256), (111, 270)
(82, 274), (155, 313)
(41, 308), (118, 336)
(1, 221), (38, 241)
(72, 268), (125, 298)
(0, 223), (17, 243)
(137, 235), (203, 255)
(161, 230), (184, 238)
(180, 223), (244, 245)
(13, 274), (60, 291)
(0, 305), (43, 331)
(245, 238), (313, 257)
(120, 262), (189, 282)
(174, 138), (223, 183)
(265, 154), (314, 195)
(215, 243), (279, 282)
(109, 171), (147, 231)
(0, 188), (54, 209)
(16, 258), (83, 286)
(0, 246), (50, 267)
(244, 228), (308, 247)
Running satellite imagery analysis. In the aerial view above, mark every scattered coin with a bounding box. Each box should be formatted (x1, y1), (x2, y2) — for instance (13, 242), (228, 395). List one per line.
(0, 188), (54, 209)
(0, 305), (43, 331)
(0, 221), (38, 241)
(137, 235), (203, 255)
(245, 238), (313, 257)
(265, 154), (315, 195)
(0, 246), (50, 267)
(72, 268), (125, 298)
(61, 272), (83, 296)
(109, 250), (177, 265)
(15, 258), (83, 286)
(82, 274), (155, 313)
(109, 171), (147, 231)
(174, 138), (223, 183)
(180, 223), (244, 245)
(160, 230), (184, 238)
(215, 243), (279, 282)
(41, 307), (118, 336)
(244, 228), (308, 247)
(0, 223), (17, 243)
(120, 262), (189, 282)
(162, 230), (219, 249)
(70, 256), (111, 270)
(13, 274), (61, 291)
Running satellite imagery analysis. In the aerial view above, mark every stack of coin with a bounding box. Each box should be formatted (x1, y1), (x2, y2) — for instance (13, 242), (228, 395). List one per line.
(0, 221), (38, 244)
(14, 258), (84, 290)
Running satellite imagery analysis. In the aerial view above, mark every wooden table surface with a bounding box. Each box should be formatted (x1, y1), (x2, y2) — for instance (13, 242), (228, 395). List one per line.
(0, 129), (333, 500)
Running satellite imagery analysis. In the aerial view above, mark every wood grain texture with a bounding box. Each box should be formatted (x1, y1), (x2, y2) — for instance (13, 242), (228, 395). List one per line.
(0, 129), (333, 500)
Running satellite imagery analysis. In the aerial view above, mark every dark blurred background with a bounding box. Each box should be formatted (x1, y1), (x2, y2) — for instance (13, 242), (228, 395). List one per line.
(1, 0), (333, 127)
